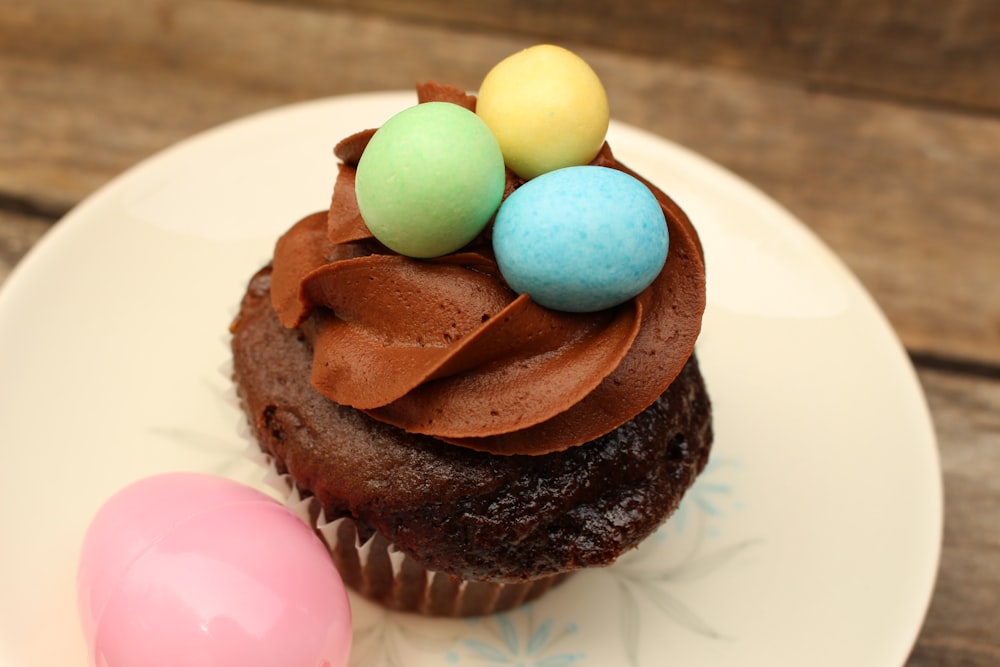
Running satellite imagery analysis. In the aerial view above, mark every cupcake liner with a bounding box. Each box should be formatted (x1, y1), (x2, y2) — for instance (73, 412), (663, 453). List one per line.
(225, 359), (572, 616)
(252, 444), (571, 616)
(312, 511), (572, 617)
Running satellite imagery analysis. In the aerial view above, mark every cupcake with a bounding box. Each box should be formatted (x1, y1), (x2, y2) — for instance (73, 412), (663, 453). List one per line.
(230, 45), (712, 617)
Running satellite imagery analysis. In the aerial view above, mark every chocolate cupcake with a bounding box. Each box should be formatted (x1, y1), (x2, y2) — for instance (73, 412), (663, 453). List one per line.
(231, 48), (712, 616)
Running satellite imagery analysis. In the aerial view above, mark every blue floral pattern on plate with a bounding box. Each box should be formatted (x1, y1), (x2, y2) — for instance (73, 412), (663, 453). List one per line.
(450, 610), (584, 666)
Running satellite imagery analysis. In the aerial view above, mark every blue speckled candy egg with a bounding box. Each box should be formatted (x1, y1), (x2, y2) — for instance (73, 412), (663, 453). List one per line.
(493, 166), (668, 312)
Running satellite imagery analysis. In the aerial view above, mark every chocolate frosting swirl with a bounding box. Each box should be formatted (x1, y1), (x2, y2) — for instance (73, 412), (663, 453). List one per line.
(269, 86), (706, 455)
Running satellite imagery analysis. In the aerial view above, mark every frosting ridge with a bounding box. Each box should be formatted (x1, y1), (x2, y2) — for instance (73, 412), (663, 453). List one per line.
(269, 85), (706, 455)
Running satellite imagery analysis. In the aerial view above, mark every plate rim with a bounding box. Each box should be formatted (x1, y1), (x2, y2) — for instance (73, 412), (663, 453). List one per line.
(0, 91), (943, 667)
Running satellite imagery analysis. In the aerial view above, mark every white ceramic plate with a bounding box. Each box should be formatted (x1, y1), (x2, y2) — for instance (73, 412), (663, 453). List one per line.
(0, 92), (941, 667)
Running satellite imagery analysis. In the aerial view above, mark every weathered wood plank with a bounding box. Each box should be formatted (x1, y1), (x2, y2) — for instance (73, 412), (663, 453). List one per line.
(0, 55), (292, 215)
(1, 0), (999, 366)
(265, 0), (1000, 113)
(813, 0), (1000, 112)
(0, 212), (51, 285)
(907, 368), (1000, 667)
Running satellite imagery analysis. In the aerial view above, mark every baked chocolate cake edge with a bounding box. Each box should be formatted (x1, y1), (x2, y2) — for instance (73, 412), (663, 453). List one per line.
(231, 265), (713, 586)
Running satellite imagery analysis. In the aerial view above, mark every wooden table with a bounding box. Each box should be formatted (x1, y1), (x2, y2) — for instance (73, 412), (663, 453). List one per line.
(2, 2), (998, 664)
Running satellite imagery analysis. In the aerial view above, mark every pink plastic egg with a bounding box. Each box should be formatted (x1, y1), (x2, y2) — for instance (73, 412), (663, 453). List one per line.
(77, 472), (351, 667)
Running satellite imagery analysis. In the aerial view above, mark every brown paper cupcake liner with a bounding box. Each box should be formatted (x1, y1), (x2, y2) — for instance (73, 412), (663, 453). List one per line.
(226, 356), (572, 616)
(252, 449), (571, 616)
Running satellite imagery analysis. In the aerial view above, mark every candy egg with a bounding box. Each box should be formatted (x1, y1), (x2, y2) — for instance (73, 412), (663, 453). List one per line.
(77, 473), (351, 667)
(493, 166), (668, 312)
(355, 101), (505, 258)
(476, 45), (610, 180)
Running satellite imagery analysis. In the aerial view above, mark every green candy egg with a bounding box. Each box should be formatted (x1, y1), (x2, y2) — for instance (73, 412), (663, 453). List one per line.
(355, 102), (506, 258)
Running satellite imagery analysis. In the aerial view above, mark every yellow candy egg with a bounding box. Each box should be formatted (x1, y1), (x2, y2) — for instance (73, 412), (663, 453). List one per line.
(476, 45), (610, 180)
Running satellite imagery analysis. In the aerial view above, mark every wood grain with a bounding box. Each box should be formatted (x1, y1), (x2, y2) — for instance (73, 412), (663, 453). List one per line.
(270, 0), (1000, 113)
(909, 368), (1000, 666)
(0, 212), (51, 285)
(2, 0), (998, 365)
